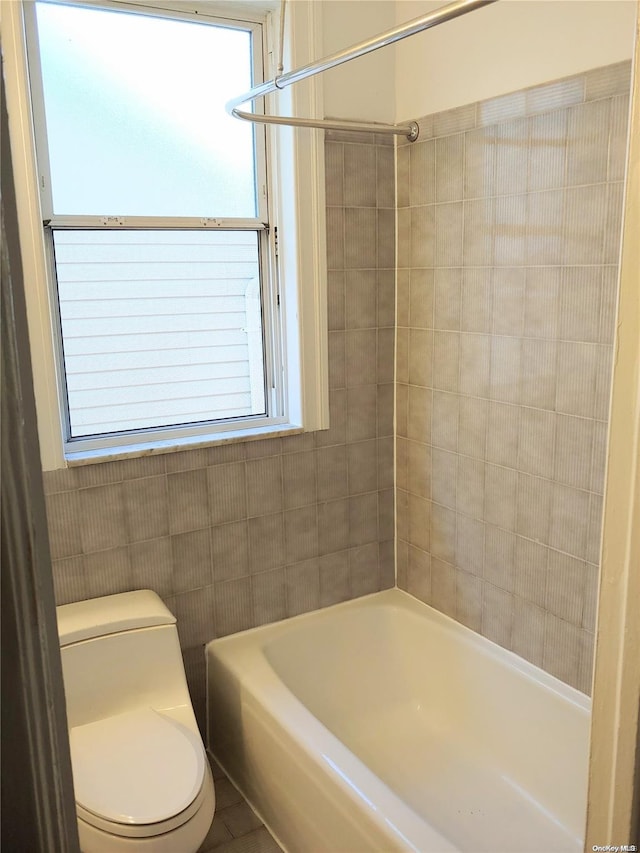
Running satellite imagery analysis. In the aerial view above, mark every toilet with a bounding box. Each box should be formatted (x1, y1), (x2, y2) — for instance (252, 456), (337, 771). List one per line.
(56, 590), (215, 853)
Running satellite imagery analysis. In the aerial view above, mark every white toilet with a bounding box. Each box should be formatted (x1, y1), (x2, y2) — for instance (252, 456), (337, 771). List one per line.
(56, 590), (215, 853)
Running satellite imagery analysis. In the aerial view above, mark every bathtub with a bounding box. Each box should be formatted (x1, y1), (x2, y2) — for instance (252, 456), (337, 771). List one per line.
(205, 589), (590, 852)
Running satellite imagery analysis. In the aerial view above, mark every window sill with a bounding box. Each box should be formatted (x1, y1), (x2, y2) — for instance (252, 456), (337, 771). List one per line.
(64, 423), (305, 467)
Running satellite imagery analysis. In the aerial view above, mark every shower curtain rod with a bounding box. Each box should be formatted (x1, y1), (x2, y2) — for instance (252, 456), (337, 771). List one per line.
(226, 0), (498, 142)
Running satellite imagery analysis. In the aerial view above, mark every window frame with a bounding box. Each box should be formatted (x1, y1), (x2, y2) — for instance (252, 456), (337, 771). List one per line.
(4, 0), (328, 470)
(24, 0), (293, 456)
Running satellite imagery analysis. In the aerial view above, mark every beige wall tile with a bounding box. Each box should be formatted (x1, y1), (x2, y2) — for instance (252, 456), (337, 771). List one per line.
(563, 184), (608, 265)
(608, 94), (631, 181)
(489, 336), (521, 404)
(495, 118), (529, 196)
(410, 205), (435, 268)
(407, 385), (431, 443)
(554, 415), (594, 491)
(215, 577), (253, 637)
(517, 408), (556, 479)
(559, 267), (602, 343)
(455, 514), (485, 577)
(408, 328), (433, 387)
(511, 598), (545, 667)
(324, 141), (344, 207)
(494, 194), (527, 266)
(549, 483), (590, 559)
(431, 557), (457, 618)
(516, 473), (552, 544)
(458, 397), (488, 460)
(207, 463), (246, 525)
(513, 536), (548, 608)
(456, 569), (483, 631)
(344, 143), (376, 207)
(484, 464), (518, 532)
(284, 506), (319, 564)
(482, 583), (513, 647)
(461, 268), (492, 333)
(408, 493), (431, 554)
(484, 525), (516, 592)
(246, 456), (283, 517)
(409, 269), (434, 329)
(546, 550), (586, 626)
(431, 448), (456, 508)
(406, 545), (431, 604)
(433, 268), (462, 331)
(519, 339), (558, 410)
(486, 402), (520, 469)
(248, 513), (284, 572)
(436, 134), (464, 202)
(431, 391), (459, 452)
(410, 139), (435, 206)
(566, 99), (610, 186)
(171, 528), (212, 594)
(318, 499), (349, 556)
(122, 476), (169, 544)
(433, 103), (476, 137)
(211, 521), (249, 582)
(345, 269), (377, 330)
(84, 546), (132, 599)
(129, 538), (173, 597)
(527, 111), (567, 192)
(584, 61), (631, 101)
(319, 552), (351, 607)
(491, 268), (525, 336)
(463, 198), (495, 266)
(344, 208), (377, 269)
(346, 385), (377, 443)
(432, 331), (460, 392)
(408, 440), (432, 501)
(523, 267), (560, 339)
(456, 456), (485, 520)
(464, 126), (496, 199)
(556, 342), (598, 418)
(80, 484), (128, 553)
(430, 502), (456, 564)
(350, 542), (380, 596)
(285, 559), (320, 617)
(51, 556), (87, 605)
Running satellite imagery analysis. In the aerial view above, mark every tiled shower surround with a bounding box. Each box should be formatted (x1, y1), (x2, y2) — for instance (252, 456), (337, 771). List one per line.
(395, 61), (630, 694)
(43, 62), (629, 714)
(43, 131), (396, 727)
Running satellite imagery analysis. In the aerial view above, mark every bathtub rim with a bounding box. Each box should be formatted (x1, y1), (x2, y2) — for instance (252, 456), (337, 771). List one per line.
(207, 588), (592, 715)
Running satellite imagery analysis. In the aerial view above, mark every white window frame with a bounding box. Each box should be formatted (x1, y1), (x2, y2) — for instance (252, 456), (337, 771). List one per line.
(3, 0), (328, 469)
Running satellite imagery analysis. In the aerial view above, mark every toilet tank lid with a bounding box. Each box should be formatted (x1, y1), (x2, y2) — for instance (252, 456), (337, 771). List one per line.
(57, 590), (176, 647)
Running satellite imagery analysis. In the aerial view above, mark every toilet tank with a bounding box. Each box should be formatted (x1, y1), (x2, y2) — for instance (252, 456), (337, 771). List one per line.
(57, 590), (192, 728)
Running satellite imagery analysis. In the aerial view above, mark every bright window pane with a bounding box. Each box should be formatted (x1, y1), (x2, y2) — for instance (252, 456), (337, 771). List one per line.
(35, 2), (257, 217)
(54, 230), (266, 437)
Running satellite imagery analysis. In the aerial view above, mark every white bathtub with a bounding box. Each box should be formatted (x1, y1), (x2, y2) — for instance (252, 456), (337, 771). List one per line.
(205, 589), (590, 853)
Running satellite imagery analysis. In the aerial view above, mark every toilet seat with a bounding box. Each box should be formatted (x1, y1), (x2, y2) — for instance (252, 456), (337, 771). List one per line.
(70, 708), (207, 839)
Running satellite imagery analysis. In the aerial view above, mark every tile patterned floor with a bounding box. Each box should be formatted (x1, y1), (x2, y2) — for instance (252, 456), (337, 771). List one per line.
(198, 753), (283, 853)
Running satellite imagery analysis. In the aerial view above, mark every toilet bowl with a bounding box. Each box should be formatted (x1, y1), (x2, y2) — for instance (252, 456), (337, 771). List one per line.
(56, 590), (215, 853)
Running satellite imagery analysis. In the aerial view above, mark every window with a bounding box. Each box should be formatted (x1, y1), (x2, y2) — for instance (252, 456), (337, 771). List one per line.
(25, 0), (291, 454)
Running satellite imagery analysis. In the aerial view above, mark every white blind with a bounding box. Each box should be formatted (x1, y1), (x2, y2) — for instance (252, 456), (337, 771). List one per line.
(54, 230), (266, 438)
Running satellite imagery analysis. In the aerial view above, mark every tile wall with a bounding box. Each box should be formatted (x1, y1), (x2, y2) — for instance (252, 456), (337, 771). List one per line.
(43, 130), (395, 728)
(43, 62), (630, 708)
(395, 61), (631, 693)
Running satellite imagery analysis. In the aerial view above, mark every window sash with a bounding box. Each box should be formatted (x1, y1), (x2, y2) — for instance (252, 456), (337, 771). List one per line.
(46, 226), (284, 454)
(25, 0), (269, 224)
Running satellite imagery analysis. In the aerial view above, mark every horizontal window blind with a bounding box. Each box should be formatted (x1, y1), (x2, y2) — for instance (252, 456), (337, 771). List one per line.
(53, 230), (266, 437)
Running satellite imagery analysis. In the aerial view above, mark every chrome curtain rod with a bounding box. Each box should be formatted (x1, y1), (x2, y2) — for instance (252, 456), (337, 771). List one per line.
(226, 0), (498, 142)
